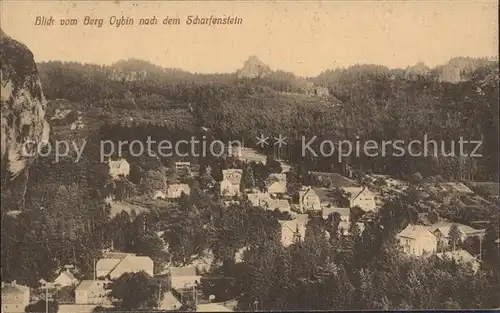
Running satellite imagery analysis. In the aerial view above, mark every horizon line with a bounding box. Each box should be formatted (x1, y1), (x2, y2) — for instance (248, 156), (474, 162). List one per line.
(35, 55), (499, 78)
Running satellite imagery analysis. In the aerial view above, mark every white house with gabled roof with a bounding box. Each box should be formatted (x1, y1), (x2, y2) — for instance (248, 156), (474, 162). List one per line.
(298, 186), (321, 212)
(341, 187), (377, 212)
(220, 169), (243, 197)
(396, 224), (438, 256)
(96, 252), (153, 279)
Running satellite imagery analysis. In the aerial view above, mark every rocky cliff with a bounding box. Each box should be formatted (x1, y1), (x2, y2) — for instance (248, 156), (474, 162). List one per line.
(404, 62), (431, 81)
(237, 56), (272, 79)
(1, 29), (50, 186)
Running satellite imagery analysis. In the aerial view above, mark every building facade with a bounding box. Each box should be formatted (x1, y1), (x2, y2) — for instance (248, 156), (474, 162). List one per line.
(397, 224), (438, 256)
(1, 281), (30, 313)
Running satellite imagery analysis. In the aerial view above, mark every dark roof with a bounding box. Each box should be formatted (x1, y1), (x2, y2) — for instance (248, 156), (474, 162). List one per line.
(312, 188), (336, 203)
(1, 284), (25, 295)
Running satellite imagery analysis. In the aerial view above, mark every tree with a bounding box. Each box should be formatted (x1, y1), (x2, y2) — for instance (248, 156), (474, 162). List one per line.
(325, 212), (341, 239)
(54, 285), (75, 304)
(373, 177), (387, 186)
(448, 224), (462, 251)
(428, 210), (439, 224)
(162, 204), (208, 264)
(347, 220), (361, 240)
(242, 166), (256, 191)
(108, 271), (164, 310)
(25, 300), (59, 313)
(266, 156), (282, 174)
(139, 170), (165, 194)
(481, 223), (500, 266)
(462, 236), (481, 257)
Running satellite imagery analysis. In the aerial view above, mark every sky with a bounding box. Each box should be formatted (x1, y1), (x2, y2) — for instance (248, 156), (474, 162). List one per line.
(1, 0), (498, 77)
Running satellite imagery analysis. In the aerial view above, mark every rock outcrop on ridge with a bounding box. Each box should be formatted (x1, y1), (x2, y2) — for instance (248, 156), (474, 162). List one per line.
(237, 56), (272, 79)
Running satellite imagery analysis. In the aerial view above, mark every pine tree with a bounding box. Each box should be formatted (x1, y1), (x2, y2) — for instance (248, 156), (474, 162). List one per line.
(242, 165), (255, 189)
(448, 224), (462, 251)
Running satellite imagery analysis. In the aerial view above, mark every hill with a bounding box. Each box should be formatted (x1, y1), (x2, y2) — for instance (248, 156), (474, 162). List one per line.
(35, 56), (499, 182)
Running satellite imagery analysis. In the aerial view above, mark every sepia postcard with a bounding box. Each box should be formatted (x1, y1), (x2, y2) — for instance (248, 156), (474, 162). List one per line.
(1, 0), (499, 312)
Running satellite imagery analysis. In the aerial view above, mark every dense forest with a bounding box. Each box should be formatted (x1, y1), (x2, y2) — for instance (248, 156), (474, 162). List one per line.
(36, 57), (499, 181)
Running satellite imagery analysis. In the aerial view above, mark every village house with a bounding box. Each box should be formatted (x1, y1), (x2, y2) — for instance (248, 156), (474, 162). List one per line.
(75, 280), (111, 305)
(262, 198), (292, 214)
(279, 220), (307, 247)
(108, 159), (130, 180)
(168, 266), (201, 290)
(246, 192), (291, 213)
(224, 200), (240, 207)
(266, 173), (287, 195)
(96, 252), (154, 279)
(298, 186), (321, 212)
(38, 278), (54, 289)
(396, 224), (438, 257)
(174, 161), (192, 178)
(341, 187), (377, 212)
(159, 291), (183, 311)
(166, 184), (191, 199)
(436, 182), (490, 206)
(246, 191), (272, 207)
(52, 269), (79, 288)
(322, 207), (350, 222)
(175, 161), (191, 171)
(433, 249), (481, 273)
(153, 190), (167, 200)
(267, 180), (287, 196)
(220, 169), (243, 197)
(1, 281), (30, 313)
(428, 222), (485, 249)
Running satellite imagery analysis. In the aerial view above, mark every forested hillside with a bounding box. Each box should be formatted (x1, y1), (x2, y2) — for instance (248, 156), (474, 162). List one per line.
(36, 57), (499, 181)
